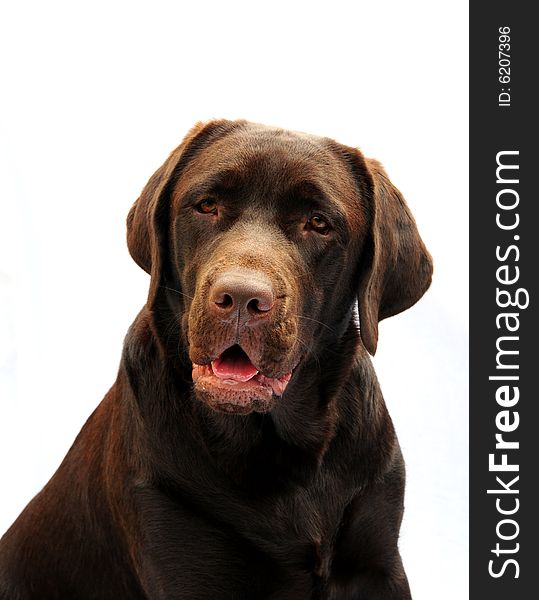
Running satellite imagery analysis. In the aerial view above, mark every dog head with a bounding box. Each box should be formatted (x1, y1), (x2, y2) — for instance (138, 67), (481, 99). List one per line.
(127, 120), (432, 415)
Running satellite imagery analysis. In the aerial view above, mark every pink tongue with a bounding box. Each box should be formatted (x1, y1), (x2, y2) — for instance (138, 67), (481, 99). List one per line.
(212, 350), (259, 382)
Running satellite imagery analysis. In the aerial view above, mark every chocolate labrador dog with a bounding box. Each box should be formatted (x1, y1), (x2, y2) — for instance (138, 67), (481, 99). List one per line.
(0, 120), (432, 599)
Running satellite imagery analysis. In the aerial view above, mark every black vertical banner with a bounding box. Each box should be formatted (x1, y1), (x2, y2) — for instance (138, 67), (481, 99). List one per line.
(470, 2), (538, 598)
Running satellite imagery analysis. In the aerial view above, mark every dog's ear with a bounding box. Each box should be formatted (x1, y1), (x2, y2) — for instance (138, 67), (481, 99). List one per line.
(357, 157), (433, 355)
(126, 119), (243, 306)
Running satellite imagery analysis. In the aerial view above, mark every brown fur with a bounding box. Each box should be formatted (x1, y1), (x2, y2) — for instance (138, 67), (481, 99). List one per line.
(0, 120), (432, 599)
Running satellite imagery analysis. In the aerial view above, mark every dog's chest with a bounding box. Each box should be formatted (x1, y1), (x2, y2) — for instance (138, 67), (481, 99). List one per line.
(266, 474), (353, 580)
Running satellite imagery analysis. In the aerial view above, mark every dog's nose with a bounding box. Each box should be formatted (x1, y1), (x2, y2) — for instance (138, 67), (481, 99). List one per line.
(209, 270), (275, 322)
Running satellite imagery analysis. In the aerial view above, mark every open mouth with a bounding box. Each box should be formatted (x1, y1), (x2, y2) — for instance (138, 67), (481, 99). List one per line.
(191, 345), (292, 412)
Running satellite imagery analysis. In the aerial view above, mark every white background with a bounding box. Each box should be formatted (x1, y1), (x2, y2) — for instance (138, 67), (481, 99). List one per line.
(0, 1), (468, 598)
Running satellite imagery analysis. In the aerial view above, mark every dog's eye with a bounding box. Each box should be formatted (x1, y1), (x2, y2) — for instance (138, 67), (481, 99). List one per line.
(307, 214), (330, 235)
(195, 198), (218, 215)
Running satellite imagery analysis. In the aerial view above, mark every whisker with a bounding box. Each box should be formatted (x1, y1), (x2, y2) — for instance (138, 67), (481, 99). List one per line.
(294, 314), (336, 334)
(159, 285), (194, 300)
(293, 337), (322, 372)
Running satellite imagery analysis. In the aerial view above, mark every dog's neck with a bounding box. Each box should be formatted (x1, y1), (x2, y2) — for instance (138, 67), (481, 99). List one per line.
(122, 305), (363, 490)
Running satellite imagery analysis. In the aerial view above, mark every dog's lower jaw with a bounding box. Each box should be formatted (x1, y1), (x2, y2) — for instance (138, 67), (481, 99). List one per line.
(194, 387), (275, 415)
(192, 363), (292, 414)
(191, 340), (295, 415)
